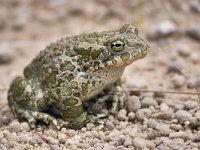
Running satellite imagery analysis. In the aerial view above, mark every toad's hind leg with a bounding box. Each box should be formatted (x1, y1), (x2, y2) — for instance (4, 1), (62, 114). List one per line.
(8, 77), (57, 128)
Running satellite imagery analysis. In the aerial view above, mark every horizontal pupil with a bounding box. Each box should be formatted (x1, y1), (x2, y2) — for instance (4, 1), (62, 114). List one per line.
(112, 43), (124, 47)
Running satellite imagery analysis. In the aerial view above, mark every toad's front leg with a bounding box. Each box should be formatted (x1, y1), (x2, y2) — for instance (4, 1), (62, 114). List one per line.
(110, 79), (127, 114)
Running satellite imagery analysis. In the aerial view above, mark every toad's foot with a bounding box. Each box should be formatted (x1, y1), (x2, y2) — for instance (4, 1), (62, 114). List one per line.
(111, 85), (127, 114)
(14, 107), (58, 129)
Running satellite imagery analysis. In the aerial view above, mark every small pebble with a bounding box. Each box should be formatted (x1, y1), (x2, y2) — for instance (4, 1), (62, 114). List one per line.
(58, 133), (67, 143)
(0, 44), (14, 64)
(146, 128), (158, 140)
(128, 112), (136, 121)
(157, 124), (173, 136)
(169, 131), (191, 140)
(190, 52), (200, 63)
(126, 96), (141, 112)
(17, 133), (33, 143)
(133, 137), (146, 149)
(20, 122), (31, 132)
(170, 124), (182, 131)
(190, 117), (200, 127)
(186, 24), (200, 41)
(147, 20), (177, 40)
(136, 108), (152, 120)
(105, 121), (114, 130)
(123, 137), (132, 147)
(160, 103), (169, 112)
(160, 108), (174, 120)
(86, 123), (95, 131)
(115, 135), (126, 146)
(177, 44), (191, 57)
(117, 109), (128, 121)
(171, 74), (186, 88)
(175, 110), (193, 123)
(141, 97), (158, 108)
(146, 140), (156, 149)
(147, 119), (158, 129)
(66, 129), (77, 137)
(98, 131), (106, 140)
(184, 100), (199, 110)
(9, 120), (21, 133)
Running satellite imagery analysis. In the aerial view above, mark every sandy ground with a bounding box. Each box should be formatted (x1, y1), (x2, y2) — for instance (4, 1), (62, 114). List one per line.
(1, 0), (200, 149)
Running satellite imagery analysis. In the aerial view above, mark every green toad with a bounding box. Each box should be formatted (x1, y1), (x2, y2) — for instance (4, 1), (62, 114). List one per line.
(8, 24), (149, 129)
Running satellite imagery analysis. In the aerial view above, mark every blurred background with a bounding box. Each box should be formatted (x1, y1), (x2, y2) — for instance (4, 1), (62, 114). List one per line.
(0, 0), (200, 110)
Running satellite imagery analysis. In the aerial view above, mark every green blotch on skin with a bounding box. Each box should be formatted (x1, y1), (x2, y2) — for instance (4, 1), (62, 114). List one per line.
(18, 100), (29, 107)
(63, 105), (84, 118)
(68, 120), (86, 130)
(25, 92), (34, 101)
(65, 98), (78, 106)
(74, 47), (91, 56)
(36, 98), (46, 109)
(71, 81), (78, 89)
(13, 78), (27, 97)
(92, 81), (96, 87)
(60, 61), (75, 71)
(85, 37), (97, 44)
(121, 52), (130, 61)
(48, 71), (58, 84)
(91, 49), (102, 59)
(131, 51), (140, 57)
(68, 73), (75, 81)
(81, 83), (88, 96)
(112, 59), (117, 65)
(54, 48), (63, 56)
(65, 49), (76, 57)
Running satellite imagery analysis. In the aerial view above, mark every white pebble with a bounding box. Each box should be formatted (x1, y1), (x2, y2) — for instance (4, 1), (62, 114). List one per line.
(136, 108), (152, 120)
(160, 103), (169, 112)
(141, 97), (158, 108)
(175, 110), (193, 123)
(17, 133), (33, 143)
(177, 44), (191, 57)
(20, 122), (31, 132)
(147, 119), (158, 129)
(126, 96), (141, 112)
(184, 100), (199, 110)
(86, 123), (95, 130)
(58, 133), (67, 143)
(9, 120), (21, 133)
(133, 137), (146, 149)
(117, 109), (128, 121)
(169, 131), (191, 140)
(146, 140), (156, 149)
(98, 131), (106, 140)
(128, 112), (136, 121)
(123, 138), (132, 147)
(171, 74), (186, 88)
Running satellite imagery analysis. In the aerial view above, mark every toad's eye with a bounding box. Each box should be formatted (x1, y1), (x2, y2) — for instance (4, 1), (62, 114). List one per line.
(110, 40), (125, 52)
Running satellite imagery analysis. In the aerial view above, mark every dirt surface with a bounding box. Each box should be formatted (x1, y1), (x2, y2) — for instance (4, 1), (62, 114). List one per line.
(1, 0), (200, 149)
